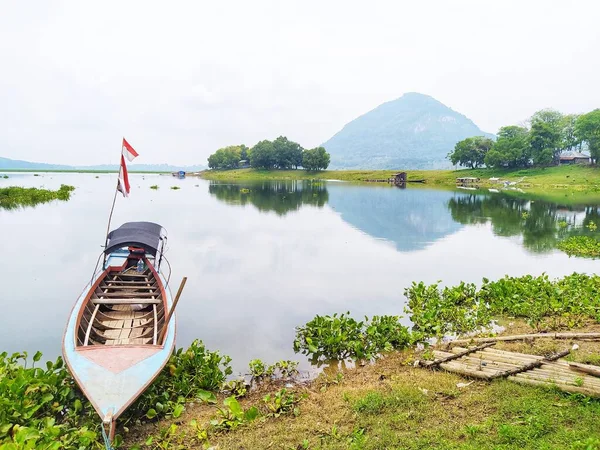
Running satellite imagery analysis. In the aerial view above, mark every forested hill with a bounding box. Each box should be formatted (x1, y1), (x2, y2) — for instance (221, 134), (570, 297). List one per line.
(322, 92), (493, 169)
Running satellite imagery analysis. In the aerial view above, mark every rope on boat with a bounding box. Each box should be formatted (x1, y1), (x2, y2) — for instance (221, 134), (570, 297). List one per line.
(101, 421), (115, 450)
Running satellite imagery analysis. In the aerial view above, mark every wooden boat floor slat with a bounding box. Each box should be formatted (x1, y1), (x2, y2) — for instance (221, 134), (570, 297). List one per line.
(93, 298), (162, 305)
(76, 262), (166, 348)
(94, 292), (161, 298)
(98, 286), (157, 291)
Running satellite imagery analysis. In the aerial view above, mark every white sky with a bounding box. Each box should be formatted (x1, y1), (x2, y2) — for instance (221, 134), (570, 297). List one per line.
(1, 0), (599, 165)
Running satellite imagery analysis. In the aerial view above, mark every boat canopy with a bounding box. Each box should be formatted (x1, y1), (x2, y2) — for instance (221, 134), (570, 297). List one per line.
(105, 222), (166, 256)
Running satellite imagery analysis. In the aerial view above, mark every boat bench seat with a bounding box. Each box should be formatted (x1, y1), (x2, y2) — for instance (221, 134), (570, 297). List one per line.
(92, 298), (162, 305)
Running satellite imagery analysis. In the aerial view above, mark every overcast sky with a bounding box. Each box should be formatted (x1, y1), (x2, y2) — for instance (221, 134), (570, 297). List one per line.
(1, 0), (599, 165)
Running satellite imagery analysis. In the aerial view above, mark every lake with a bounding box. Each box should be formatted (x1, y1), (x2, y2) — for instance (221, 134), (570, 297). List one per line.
(1, 173), (598, 374)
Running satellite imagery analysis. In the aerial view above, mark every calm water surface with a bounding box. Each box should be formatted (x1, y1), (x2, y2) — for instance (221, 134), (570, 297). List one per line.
(1, 173), (598, 372)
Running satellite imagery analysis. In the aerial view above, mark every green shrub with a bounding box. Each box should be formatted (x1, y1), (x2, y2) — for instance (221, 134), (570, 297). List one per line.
(210, 397), (259, 431)
(248, 359), (299, 382)
(405, 273), (600, 334)
(0, 340), (231, 448)
(294, 313), (412, 363)
(404, 281), (491, 338)
(0, 351), (99, 449)
(127, 339), (232, 422)
(262, 388), (305, 418)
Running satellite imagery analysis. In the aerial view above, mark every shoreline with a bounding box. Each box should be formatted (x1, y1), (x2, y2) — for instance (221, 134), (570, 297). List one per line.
(199, 165), (600, 189)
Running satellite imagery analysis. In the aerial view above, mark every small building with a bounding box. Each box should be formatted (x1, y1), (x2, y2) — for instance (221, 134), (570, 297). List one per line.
(456, 177), (480, 184)
(238, 160), (250, 168)
(560, 152), (591, 165)
(392, 172), (407, 184)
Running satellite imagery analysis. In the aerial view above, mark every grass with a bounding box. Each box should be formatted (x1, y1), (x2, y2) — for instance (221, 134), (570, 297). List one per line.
(150, 185), (159, 190)
(201, 165), (600, 189)
(170, 186), (181, 190)
(126, 321), (600, 450)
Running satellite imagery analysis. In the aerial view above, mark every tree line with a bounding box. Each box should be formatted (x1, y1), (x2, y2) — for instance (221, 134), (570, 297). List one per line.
(207, 136), (330, 171)
(448, 108), (600, 169)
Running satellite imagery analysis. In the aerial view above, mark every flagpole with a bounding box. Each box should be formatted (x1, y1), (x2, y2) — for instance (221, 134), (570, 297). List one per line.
(102, 143), (123, 265)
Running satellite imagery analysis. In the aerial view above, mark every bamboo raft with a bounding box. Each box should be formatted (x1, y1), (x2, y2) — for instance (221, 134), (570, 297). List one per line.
(422, 344), (600, 398)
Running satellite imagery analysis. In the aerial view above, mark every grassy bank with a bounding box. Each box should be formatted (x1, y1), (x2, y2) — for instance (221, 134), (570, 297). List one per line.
(4, 273), (600, 449)
(134, 331), (600, 450)
(200, 165), (600, 190)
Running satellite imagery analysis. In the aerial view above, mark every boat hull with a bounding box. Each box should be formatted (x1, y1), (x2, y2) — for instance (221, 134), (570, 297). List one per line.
(63, 267), (175, 422)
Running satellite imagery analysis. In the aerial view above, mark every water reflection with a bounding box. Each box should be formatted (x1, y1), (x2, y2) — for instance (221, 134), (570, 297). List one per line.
(448, 193), (600, 253)
(208, 181), (328, 216)
(209, 182), (600, 255)
(326, 185), (462, 252)
(3, 174), (600, 370)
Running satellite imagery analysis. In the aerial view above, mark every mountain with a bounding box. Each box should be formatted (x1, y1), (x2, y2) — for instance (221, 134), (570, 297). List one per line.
(322, 92), (494, 170)
(0, 157), (205, 172)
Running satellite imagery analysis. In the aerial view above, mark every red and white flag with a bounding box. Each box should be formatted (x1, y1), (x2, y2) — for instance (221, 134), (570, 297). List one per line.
(117, 138), (139, 197)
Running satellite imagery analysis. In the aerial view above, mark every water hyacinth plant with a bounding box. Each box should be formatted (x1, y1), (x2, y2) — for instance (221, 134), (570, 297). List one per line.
(557, 236), (600, 258)
(293, 313), (413, 363)
(1, 340), (232, 449)
(0, 184), (75, 210)
(405, 273), (600, 334)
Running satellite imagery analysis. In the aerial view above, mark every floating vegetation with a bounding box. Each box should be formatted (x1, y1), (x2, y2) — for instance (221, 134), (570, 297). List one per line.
(406, 272), (600, 333)
(558, 236), (600, 258)
(150, 185), (159, 190)
(294, 313), (413, 364)
(0, 184), (75, 210)
(2, 175), (8, 179)
(170, 186), (181, 190)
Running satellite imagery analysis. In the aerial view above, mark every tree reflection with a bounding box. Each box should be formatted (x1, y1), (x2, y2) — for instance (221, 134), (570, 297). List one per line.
(208, 180), (329, 216)
(447, 192), (600, 253)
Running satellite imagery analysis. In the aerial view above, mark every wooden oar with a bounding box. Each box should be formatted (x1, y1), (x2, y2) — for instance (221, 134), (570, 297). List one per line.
(159, 277), (187, 344)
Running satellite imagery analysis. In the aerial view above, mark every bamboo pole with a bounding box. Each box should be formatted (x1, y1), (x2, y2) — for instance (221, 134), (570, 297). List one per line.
(420, 342), (496, 368)
(159, 277), (187, 345)
(509, 375), (600, 397)
(567, 361), (600, 378)
(448, 332), (600, 346)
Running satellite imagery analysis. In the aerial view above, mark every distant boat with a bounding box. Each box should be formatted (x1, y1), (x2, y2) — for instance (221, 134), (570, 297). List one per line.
(63, 221), (175, 441)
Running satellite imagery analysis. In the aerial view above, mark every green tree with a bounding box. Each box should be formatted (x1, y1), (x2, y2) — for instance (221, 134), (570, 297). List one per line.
(240, 145), (249, 161)
(484, 126), (530, 168)
(575, 110), (600, 163)
(302, 147), (330, 170)
(272, 136), (304, 169)
(250, 140), (276, 169)
(448, 136), (493, 168)
(207, 145), (242, 170)
(560, 114), (581, 152)
(529, 109), (563, 165)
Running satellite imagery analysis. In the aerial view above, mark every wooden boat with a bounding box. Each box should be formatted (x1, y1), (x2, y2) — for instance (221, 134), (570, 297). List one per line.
(63, 221), (175, 440)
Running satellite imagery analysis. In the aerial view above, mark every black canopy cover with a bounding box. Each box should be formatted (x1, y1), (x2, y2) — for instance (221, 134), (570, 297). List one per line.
(105, 222), (166, 256)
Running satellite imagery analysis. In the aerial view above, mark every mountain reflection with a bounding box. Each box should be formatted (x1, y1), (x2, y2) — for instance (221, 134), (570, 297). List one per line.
(208, 180), (328, 216)
(326, 185), (462, 251)
(208, 181), (600, 254)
